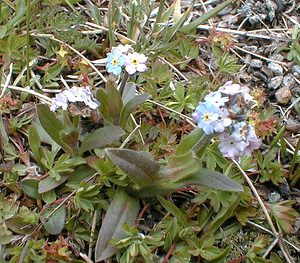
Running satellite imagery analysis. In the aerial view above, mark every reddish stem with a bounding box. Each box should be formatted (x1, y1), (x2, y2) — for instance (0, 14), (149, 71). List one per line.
(135, 203), (150, 226)
(162, 242), (176, 263)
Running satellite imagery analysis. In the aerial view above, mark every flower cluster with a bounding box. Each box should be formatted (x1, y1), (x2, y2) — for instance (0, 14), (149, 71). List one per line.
(193, 81), (260, 161)
(50, 86), (100, 112)
(106, 44), (148, 76)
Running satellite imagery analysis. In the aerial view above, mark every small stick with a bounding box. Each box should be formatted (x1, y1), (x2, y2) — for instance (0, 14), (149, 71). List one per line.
(196, 25), (290, 42)
(0, 63), (13, 98)
(5, 85), (52, 103)
(233, 160), (294, 263)
(119, 124), (141, 149)
(233, 46), (288, 66)
(263, 237), (279, 258)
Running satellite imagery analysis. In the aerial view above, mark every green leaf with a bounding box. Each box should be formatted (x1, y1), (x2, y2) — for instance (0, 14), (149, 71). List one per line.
(178, 168), (243, 192)
(79, 125), (125, 154)
(105, 148), (160, 188)
(165, 151), (200, 181)
(37, 104), (70, 151)
(176, 127), (203, 155)
(41, 205), (66, 235)
(42, 190), (56, 204)
(119, 94), (151, 128)
(38, 175), (69, 194)
(182, 0), (235, 33)
(21, 179), (41, 199)
(0, 26), (7, 39)
(162, 6), (192, 44)
(158, 196), (189, 227)
(95, 190), (139, 262)
(28, 125), (42, 165)
(66, 165), (96, 189)
(122, 82), (136, 105)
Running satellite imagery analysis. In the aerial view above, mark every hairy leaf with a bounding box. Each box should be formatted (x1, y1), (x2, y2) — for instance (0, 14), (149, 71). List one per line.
(95, 190), (139, 261)
(105, 148), (160, 188)
(79, 126), (125, 154)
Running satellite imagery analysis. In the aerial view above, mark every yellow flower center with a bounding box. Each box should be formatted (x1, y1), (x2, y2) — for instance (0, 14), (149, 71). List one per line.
(203, 113), (210, 121)
(112, 58), (118, 66)
(132, 59), (139, 65)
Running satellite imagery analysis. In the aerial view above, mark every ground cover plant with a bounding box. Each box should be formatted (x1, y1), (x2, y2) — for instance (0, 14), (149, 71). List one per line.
(0, 0), (300, 262)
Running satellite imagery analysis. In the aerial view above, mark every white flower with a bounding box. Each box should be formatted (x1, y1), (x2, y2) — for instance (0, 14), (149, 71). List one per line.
(124, 52), (148, 75)
(50, 93), (68, 112)
(204, 91), (229, 108)
(214, 108), (232, 133)
(219, 81), (243, 95)
(50, 86), (100, 111)
(112, 44), (133, 54)
(219, 81), (254, 102)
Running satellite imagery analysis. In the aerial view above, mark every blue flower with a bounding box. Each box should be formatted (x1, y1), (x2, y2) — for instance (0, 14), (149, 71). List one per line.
(192, 102), (219, 135)
(106, 49), (125, 75)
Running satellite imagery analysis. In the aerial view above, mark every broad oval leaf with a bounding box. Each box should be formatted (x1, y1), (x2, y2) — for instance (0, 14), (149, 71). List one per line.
(105, 148), (160, 188)
(41, 205), (66, 235)
(21, 178), (41, 199)
(95, 190), (139, 262)
(121, 82), (136, 105)
(36, 104), (66, 149)
(119, 94), (151, 128)
(38, 175), (69, 194)
(178, 168), (243, 192)
(79, 125), (125, 154)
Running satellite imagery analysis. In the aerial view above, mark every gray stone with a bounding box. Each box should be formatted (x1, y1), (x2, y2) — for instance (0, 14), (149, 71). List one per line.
(292, 65), (300, 77)
(268, 191), (281, 203)
(218, 5), (233, 16)
(275, 87), (292, 104)
(268, 62), (283, 76)
(269, 54), (284, 62)
(250, 59), (263, 68)
(243, 45), (258, 53)
(282, 73), (295, 89)
(268, 76), (283, 89)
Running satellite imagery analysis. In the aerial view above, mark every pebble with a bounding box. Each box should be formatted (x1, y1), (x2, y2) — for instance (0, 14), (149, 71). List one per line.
(250, 59), (263, 68)
(268, 191), (281, 203)
(268, 62), (283, 76)
(286, 119), (300, 133)
(269, 54), (284, 62)
(275, 87), (292, 104)
(268, 76), (283, 89)
(282, 73), (295, 89)
(292, 65), (300, 77)
(242, 45), (258, 53)
(218, 5), (233, 16)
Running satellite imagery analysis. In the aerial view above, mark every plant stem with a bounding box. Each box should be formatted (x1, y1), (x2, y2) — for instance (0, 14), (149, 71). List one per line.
(25, 0), (31, 84)
(289, 136), (300, 180)
(152, 0), (166, 35)
(118, 72), (129, 97)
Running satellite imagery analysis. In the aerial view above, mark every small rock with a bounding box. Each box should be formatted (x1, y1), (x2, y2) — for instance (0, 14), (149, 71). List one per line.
(218, 5), (233, 16)
(286, 119), (300, 133)
(282, 73), (295, 89)
(275, 87), (292, 104)
(268, 62), (283, 76)
(292, 65), (300, 77)
(250, 59), (263, 68)
(268, 76), (283, 89)
(269, 54), (284, 62)
(242, 45), (258, 53)
(268, 191), (281, 203)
